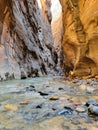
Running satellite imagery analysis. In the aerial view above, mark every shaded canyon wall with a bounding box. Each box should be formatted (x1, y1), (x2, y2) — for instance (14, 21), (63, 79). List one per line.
(0, 0), (57, 80)
(60, 0), (98, 77)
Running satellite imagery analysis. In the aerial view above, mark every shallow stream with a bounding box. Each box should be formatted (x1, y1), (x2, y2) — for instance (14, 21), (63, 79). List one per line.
(0, 76), (98, 130)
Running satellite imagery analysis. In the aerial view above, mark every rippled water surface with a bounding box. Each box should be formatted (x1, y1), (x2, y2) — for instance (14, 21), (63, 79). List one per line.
(0, 76), (98, 130)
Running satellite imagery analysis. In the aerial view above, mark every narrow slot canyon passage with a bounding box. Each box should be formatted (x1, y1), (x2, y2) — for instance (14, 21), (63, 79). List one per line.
(51, 0), (63, 74)
(0, 1), (98, 130)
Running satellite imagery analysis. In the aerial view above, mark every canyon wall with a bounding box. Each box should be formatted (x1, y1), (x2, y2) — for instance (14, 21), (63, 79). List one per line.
(60, 0), (98, 77)
(0, 0), (57, 80)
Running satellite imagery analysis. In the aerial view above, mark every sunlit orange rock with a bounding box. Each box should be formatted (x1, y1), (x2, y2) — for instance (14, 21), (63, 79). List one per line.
(60, 0), (98, 77)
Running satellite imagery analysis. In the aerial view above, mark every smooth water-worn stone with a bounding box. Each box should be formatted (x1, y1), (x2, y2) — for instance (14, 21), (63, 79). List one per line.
(58, 87), (64, 90)
(4, 104), (18, 111)
(49, 95), (59, 101)
(86, 99), (97, 107)
(88, 105), (98, 115)
(38, 91), (49, 96)
(20, 99), (30, 105)
(36, 104), (43, 109)
(76, 106), (86, 113)
(58, 109), (73, 116)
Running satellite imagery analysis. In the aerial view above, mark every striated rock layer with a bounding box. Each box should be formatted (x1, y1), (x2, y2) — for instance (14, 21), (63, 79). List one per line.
(0, 0), (57, 80)
(60, 0), (98, 77)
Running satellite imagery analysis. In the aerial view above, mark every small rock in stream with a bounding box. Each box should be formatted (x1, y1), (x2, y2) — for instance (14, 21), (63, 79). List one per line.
(38, 91), (49, 96)
(86, 99), (97, 107)
(58, 87), (64, 90)
(46, 86), (50, 88)
(36, 104), (43, 109)
(76, 106), (86, 113)
(52, 108), (57, 111)
(64, 106), (74, 111)
(29, 85), (35, 88)
(26, 86), (36, 92)
(58, 109), (73, 116)
(88, 105), (98, 115)
(20, 99), (30, 105)
(4, 104), (18, 111)
(49, 96), (59, 101)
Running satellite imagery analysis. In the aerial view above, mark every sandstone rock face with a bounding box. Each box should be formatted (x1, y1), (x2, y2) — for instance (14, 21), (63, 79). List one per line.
(60, 0), (98, 76)
(0, 0), (57, 80)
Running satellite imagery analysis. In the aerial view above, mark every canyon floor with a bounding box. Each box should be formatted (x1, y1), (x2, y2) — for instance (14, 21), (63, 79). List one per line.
(0, 76), (98, 130)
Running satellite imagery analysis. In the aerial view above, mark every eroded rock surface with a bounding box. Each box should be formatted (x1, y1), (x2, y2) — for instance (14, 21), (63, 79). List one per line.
(60, 0), (98, 77)
(0, 0), (57, 80)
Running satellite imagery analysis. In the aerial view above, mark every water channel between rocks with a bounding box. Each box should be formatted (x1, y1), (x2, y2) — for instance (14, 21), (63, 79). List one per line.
(0, 76), (98, 130)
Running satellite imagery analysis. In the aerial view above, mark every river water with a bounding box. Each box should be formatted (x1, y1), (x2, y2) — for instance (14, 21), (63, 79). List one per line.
(0, 76), (98, 130)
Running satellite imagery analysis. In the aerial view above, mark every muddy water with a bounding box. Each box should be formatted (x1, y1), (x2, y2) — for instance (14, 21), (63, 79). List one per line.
(0, 76), (98, 130)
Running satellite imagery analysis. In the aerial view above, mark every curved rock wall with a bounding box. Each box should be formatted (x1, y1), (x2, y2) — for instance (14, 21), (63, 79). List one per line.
(0, 0), (57, 80)
(60, 0), (98, 76)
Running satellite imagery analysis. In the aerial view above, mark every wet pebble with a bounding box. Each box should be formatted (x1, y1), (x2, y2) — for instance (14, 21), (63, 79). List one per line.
(47, 91), (55, 94)
(58, 87), (64, 90)
(64, 106), (75, 111)
(49, 95), (59, 101)
(76, 106), (86, 113)
(52, 108), (56, 111)
(26, 86), (36, 92)
(46, 86), (50, 88)
(29, 85), (35, 88)
(38, 91), (49, 96)
(86, 99), (97, 107)
(20, 99), (30, 105)
(58, 109), (73, 116)
(4, 104), (18, 111)
(88, 105), (98, 115)
(36, 104), (43, 109)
